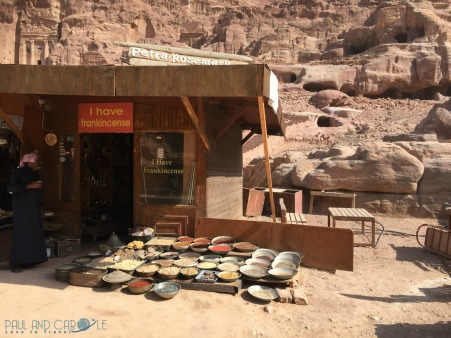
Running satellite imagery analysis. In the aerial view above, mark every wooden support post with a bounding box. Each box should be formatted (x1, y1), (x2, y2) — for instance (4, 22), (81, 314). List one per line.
(241, 125), (260, 145)
(0, 104), (27, 145)
(180, 96), (210, 151)
(214, 103), (251, 141)
(257, 96), (276, 222)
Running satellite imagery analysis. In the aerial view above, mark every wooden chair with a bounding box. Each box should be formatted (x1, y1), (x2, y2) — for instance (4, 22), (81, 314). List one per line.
(280, 198), (308, 225)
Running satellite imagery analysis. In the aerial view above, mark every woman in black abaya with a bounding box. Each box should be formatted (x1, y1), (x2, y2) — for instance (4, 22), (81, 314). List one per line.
(8, 150), (47, 272)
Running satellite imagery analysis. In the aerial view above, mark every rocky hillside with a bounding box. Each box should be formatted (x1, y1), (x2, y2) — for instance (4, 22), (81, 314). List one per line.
(0, 1), (449, 97)
(0, 0), (450, 218)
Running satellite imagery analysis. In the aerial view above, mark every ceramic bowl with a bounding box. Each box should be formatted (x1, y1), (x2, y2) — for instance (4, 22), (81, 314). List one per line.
(239, 265), (266, 279)
(177, 236), (194, 243)
(135, 263), (160, 277)
(159, 251), (180, 260)
(208, 244), (233, 255)
(252, 249), (277, 262)
(199, 254), (222, 263)
(211, 236), (236, 245)
(267, 267), (297, 280)
(127, 278), (153, 294)
(171, 242), (190, 251)
(196, 261), (218, 270)
(271, 258), (298, 270)
(178, 252), (201, 260)
(245, 258), (271, 269)
(277, 252), (304, 265)
(248, 285), (278, 302)
(157, 266), (180, 280)
(152, 259), (175, 267)
(154, 282), (181, 299)
(179, 267), (199, 279)
(233, 242), (259, 252)
(217, 271), (241, 283)
(220, 256), (245, 266)
(189, 243), (209, 253)
(193, 237), (211, 245)
(217, 262), (240, 272)
(174, 258), (197, 268)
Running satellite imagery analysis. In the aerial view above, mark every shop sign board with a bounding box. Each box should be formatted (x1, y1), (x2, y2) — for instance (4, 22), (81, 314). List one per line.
(115, 42), (254, 66)
(78, 102), (133, 133)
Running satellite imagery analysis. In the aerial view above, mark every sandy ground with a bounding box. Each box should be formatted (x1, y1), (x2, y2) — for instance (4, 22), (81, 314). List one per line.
(1, 214), (450, 338)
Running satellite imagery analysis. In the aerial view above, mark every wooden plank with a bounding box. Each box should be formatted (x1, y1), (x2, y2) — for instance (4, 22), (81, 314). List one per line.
(257, 96), (276, 222)
(241, 268), (301, 287)
(287, 213), (307, 225)
(225, 251), (253, 259)
(180, 96), (210, 151)
(173, 278), (242, 294)
(280, 198), (287, 223)
(244, 188), (265, 217)
(310, 191), (356, 198)
(195, 217), (354, 271)
(115, 65), (262, 97)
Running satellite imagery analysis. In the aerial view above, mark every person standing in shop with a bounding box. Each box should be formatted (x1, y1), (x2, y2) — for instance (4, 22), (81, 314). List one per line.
(7, 150), (47, 273)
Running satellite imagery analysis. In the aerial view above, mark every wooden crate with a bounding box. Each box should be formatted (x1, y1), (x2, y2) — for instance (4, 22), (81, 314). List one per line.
(55, 239), (81, 257)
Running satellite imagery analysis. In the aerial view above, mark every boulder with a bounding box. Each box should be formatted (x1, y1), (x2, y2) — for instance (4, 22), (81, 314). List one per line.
(272, 163), (297, 187)
(357, 193), (420, 217)
(308, 146), (357, 160)
(394, 141), (451, 194)
(308, 90), (355, 109)
(293, 143), (424, 193)
(383, 134), (437, 142)
(292, 160), (322, 187)
(414, 99), (451, 140)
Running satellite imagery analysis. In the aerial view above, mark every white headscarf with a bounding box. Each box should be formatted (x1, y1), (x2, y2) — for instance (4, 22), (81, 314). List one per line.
(18, 150), (39, 168)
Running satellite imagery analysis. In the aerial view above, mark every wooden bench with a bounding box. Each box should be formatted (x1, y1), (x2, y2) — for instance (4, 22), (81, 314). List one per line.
(280, 198), (308, 225)
(328, 207), (375, 247)
(309, 190), (356, 214)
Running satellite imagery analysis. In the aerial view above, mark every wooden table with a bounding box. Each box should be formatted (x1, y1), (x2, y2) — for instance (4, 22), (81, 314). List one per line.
(328, 208), (376, 247)
(309, 191), (356, 214)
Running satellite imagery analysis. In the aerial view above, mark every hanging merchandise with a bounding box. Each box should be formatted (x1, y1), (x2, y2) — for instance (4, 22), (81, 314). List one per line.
(45, 133), (57, 146)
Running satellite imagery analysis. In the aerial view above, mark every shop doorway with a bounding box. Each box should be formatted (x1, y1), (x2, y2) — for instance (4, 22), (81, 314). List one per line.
(80, 133), (133, 239)
(0, 130), (20, 262)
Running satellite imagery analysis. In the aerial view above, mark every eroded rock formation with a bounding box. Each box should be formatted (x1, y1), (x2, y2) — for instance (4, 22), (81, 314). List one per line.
(244, 98), (451, 217)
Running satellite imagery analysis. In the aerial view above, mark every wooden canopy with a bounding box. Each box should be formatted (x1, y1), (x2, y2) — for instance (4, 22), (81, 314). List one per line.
(0, 64), (285, 136)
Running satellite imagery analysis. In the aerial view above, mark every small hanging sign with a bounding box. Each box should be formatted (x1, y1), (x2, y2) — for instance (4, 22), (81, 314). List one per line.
(78, 102), (133, 133)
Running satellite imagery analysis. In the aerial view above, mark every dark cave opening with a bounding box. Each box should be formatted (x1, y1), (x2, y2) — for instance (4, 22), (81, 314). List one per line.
(395, 33), (408, 43)
(317, 116), (332, 127)
(365, 87), (446, 100)
(349, 45), (367, 55)
(303, 83), (337, 92)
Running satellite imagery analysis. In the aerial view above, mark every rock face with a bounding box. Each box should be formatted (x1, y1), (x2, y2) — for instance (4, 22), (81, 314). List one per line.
(308, 90), (355, 109)
(244, 100), (451, 218)
(414, 99), (451, 140)
(1, 0), (451, 218)
(0, 1), (449, 97)
(394, 141), (451, 194)
(292, 143), (424, 193)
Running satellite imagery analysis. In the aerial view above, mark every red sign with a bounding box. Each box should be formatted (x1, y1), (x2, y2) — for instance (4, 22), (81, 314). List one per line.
(78, 102), (133, 133)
